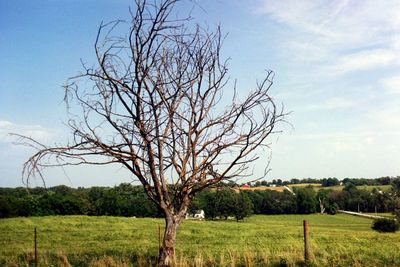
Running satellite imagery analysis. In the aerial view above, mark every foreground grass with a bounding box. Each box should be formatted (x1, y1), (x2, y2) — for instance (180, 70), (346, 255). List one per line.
(1, 214), (399, 266)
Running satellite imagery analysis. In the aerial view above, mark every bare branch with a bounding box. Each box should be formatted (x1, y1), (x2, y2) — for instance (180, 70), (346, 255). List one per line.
(18, 1), (286, 264)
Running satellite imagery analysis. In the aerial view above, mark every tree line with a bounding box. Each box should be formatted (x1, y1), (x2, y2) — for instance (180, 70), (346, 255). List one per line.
(0, 184), (161, 218)
(243, 176), (394, 187)
(1, 177), (399, 220)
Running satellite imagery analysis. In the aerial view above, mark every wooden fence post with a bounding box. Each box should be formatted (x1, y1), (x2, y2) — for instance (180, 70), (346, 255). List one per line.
(158, 224), (161, 252)
(34, 227), (38, 267)
(303, 220), (309, 262)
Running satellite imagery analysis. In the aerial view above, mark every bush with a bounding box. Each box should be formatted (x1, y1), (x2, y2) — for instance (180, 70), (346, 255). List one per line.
(372, 218), (399, 232)
(395, 209), (400, 221)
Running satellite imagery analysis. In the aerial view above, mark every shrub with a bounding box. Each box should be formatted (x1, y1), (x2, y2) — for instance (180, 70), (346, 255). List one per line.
(395, 209), (400, 221)
(372, 218), (399, 232)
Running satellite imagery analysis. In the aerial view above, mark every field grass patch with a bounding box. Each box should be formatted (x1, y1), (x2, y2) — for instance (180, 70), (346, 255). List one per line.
(1, 214), (399, 266)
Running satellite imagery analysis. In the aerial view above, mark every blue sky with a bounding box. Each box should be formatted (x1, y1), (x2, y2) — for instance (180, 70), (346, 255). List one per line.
(1, 0), (400, 187)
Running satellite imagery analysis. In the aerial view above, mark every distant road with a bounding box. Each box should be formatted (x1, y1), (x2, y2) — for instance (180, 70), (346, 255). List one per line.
(338, 210), (386, 219)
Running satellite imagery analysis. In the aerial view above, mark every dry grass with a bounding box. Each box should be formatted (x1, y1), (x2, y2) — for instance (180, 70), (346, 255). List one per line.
(89, 256), (130, 267)
(235, 183), (322, 192)
(289, 183), (322, 188)
(233, 186), (285, 192)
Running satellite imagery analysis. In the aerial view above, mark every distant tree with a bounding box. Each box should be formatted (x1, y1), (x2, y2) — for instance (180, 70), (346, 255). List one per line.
(343, 182), (358, 193)
(59, 196), (86, 215)
(295, 188), (317, 214)
(251, 190), (296, 215)
(216, 188), (236, 220)
(316, 189), (337, 214)
(377, 176), (391, 185)
(0, 196), (16, 218)
(96, 189), (119, 216)
(290, 178), (300, 184)
(391, 177), (400, 220)
(187, 190), (207, 215)
(18, 196), (41, 216)
(199, 188), (254, 221)
(245, 190), (263, 214)
(87, 187), (107, 215)
(202, 191), (219, 220)
(392, 177), (400, 192)
(280, 190), (298, 213)
(316, 189), (327, 214)
(233, 191), (253, 221)
(225, 181), (237, 188)
(35, 190), (86, 216)
(51, 185), (74, 196)
(301, 178), (320, 184)
(321, 178), (339, 187)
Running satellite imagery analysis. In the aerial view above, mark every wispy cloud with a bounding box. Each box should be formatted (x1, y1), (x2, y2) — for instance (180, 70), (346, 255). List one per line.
(330, 49), (399, 74)
(0, 120), (54, 144)
(381, 75), (400, 94)
(255, 0), (400, 75)
(366, 105), (400, 129)
(256, 0), (400, 46)
(307, 97), (358, 110)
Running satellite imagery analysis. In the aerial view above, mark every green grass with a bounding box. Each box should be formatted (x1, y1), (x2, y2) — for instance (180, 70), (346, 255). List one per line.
(1, 214), (399, 266)
(327, 184), (392, 192)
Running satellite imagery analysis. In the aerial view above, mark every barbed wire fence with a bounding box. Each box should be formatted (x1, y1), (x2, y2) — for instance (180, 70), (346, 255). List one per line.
(1, 221), (400, 266)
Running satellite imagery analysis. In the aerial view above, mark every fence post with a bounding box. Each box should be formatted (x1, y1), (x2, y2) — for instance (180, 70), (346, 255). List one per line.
(158, 224), (161, 252)
(34, 227), (38, 267)
(303, 220), (309, 262)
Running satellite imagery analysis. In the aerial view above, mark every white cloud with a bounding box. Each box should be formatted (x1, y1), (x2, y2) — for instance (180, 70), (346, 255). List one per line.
(256, 0), (400, 45)
(255, 0), (400, 74)
(381, 75), (400, 94)
(307, 97), (358, 110)
(0, 120), (54, 144)
(330, 49), (399, 74)
(367, 106), (400, 128)
(290, 131), (397, 142)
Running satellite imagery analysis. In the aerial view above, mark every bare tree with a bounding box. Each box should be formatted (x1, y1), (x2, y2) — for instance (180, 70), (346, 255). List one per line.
(20, 0), (286, 265)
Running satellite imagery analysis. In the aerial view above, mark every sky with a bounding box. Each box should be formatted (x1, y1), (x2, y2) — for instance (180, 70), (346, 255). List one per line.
(1, 0), (400, 187)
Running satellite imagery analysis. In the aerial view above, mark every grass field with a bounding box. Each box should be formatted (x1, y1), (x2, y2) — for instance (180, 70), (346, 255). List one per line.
(1, 214), (399, 266)
(326, 184), (392, 192)
(239, 184), (322, 192)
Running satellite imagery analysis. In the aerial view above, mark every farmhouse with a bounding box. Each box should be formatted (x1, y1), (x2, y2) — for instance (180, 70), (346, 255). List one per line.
(186, 209), (205, 220)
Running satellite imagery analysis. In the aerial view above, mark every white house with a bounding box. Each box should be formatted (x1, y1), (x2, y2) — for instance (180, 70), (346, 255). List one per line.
(186, 209), (205, 220)
(194, 210), (205, 220)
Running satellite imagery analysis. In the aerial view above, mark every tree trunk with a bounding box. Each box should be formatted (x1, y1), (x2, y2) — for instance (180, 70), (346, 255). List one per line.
(158, 214), (181, 266)
(319, 197), (325, 214)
